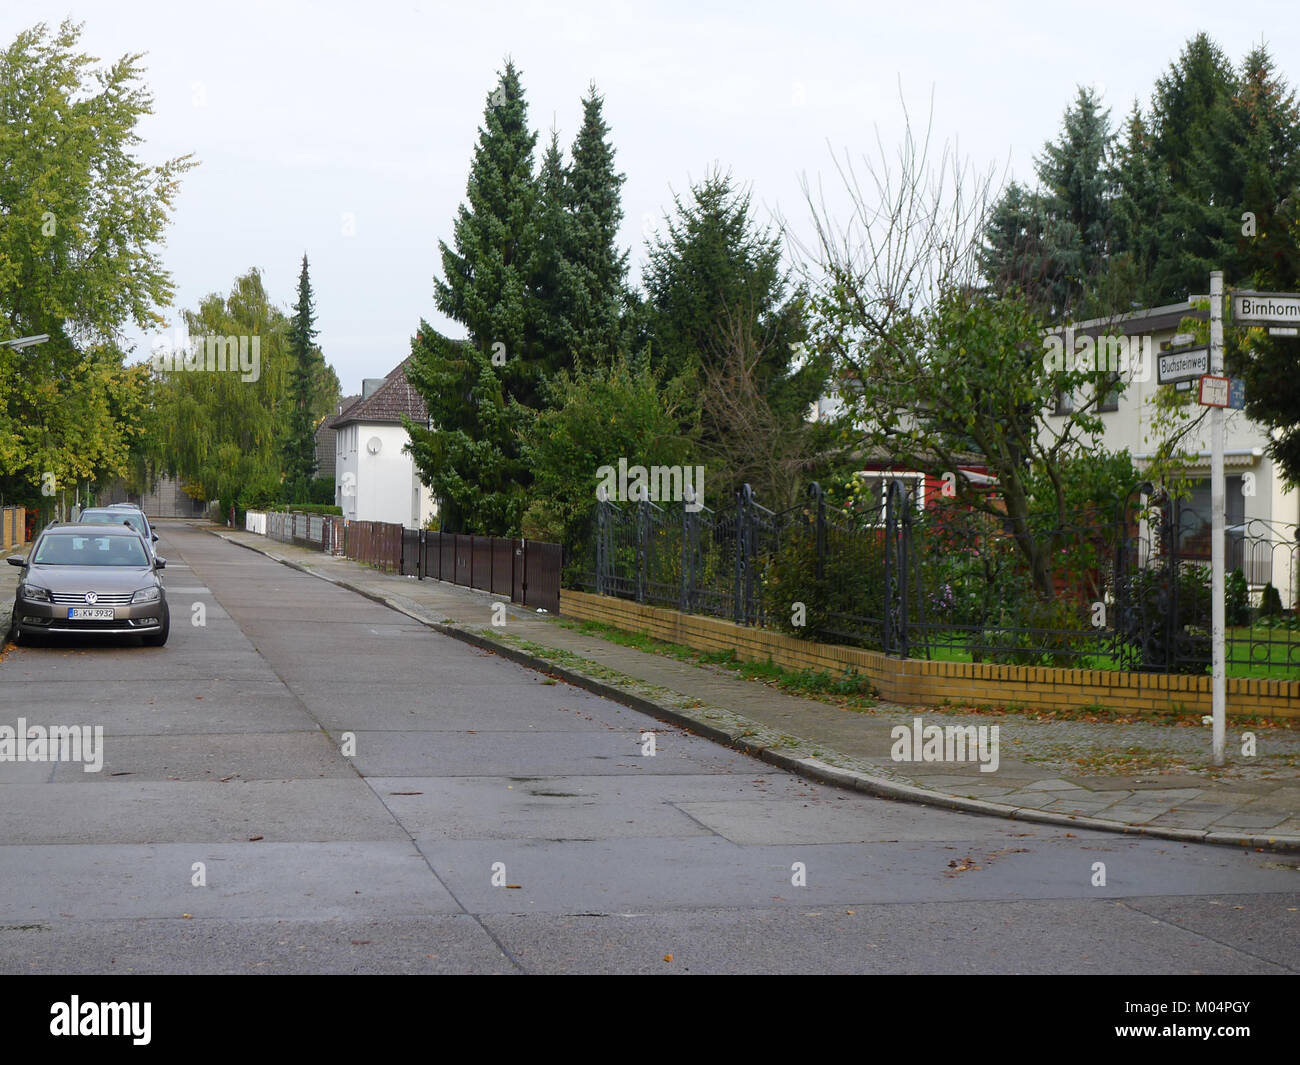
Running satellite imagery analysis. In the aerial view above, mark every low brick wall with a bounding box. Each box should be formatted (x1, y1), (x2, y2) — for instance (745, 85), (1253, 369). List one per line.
(560, 589), (1300, 719)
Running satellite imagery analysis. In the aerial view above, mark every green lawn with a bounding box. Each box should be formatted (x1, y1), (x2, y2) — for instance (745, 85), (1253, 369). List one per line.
(914, 624), (1300, 680)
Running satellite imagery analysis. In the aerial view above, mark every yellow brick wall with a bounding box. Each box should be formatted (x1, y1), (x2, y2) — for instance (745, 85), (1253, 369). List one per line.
(560, 589), (1300, 719)
(0, 507), (24, 550)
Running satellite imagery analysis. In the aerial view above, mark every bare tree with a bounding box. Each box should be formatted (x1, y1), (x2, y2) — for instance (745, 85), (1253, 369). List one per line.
(781, 88), (1135, 601)
(698, 303), (832, 510)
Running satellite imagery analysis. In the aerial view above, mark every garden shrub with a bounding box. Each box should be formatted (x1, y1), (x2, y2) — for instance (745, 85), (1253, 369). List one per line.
(1226, 568), (1251, 627)
(1116, 562), (1210, 673)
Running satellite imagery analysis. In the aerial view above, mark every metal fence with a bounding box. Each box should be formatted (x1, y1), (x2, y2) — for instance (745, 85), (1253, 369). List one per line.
(401, 529), (561, 614)
(587, 482), (1300, 676)
(246, 509), (562, 613)
(263, 510), (329, 549)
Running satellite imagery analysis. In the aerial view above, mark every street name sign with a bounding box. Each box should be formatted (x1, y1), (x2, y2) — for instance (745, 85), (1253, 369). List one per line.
(1157, 346), (1209, 384)
(1232, 291), (1300, 326)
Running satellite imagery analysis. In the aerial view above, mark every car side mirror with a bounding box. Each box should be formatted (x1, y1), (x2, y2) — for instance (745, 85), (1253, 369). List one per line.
(6, 556), (25, 567)
(153, 557), (166, 569)
(152, 533), (159, 541)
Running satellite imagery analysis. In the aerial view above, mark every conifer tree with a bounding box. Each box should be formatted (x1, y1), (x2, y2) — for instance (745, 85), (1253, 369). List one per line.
(1220, 47), (1300, 483)
(1213, 45), (1300, 284)
(1103, 104), (1169, 310)
(566, 85), (630, 359)
(282, 253), (321, 503)
(642, 170), (823, 503)
(531, 130), (583, 367)
(1145, 33), (1239, 300)
(406, 61), (540, 534)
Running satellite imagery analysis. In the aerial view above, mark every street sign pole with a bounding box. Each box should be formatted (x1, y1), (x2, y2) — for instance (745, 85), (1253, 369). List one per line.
(1210, 272), (1226, 766)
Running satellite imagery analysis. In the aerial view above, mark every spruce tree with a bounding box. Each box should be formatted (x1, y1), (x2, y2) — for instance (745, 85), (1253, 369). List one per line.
(1213, 46), (1300, 284)
(644, 171), (789, 384)
(528, 87), (630, 367)
(1221, 46), (1300, 484)
(979, 182), (1055, 311)
(1150, 33), (1237, 189)
(406, 61), (540, 534)
(1036, 87), (1115, 318)
(1145, 34), (1239, 301)
(642, 170), (823, 503)
(530, 130), (583, 367)
(1104, 104), (1169, 310)
(282, 253), (321, 503)
(980, 88), (1115, 319)
(566, 84), (630, 359)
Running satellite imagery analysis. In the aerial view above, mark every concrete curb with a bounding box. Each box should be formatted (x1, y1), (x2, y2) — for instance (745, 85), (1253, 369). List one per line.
(209, 527), (1300, 855)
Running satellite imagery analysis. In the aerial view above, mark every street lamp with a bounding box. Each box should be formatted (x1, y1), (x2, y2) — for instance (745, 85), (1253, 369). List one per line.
(0, 334), (50, 350)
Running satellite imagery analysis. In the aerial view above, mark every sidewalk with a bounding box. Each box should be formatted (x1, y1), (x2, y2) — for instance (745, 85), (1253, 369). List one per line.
(201, 525), (1293, 852)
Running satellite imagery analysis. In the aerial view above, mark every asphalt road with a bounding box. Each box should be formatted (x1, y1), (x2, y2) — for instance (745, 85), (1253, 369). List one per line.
(0, 522), (1297, 974)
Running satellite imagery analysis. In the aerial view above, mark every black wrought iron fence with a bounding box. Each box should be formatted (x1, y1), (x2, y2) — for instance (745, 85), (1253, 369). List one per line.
(587, 481), (1300, 676)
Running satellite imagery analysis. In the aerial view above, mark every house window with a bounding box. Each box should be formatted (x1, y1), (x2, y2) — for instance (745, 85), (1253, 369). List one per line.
(1177, 476), (1245, 558)
(1097, 372), (1120, 412)
(1054, 388), (1074, 415)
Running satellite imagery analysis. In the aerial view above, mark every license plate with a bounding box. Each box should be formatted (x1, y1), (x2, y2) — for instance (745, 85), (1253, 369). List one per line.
(67, 608), (115, 620)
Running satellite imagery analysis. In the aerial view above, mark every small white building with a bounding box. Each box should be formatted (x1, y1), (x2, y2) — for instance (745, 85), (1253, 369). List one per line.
(334, 357), (437, 528)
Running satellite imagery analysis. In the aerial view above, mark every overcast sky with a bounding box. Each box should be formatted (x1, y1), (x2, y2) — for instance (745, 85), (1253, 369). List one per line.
(6, 1), (1297, 395)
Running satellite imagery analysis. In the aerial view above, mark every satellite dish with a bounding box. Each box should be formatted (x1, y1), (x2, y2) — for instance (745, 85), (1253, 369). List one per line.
(366, 436), (382, 455)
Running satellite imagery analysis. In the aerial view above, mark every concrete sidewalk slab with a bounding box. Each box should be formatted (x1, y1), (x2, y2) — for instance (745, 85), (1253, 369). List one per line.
(199, 524), (1300, 852)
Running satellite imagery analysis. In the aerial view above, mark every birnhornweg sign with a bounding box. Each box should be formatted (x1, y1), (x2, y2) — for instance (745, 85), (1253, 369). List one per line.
(1232, 291), (1300, 326)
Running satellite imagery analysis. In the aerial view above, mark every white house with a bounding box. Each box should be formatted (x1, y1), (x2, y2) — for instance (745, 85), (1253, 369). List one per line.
(1045, 299), (1299, 603)
(806, 298), (1298, 601)
(334, 357), (437, 528)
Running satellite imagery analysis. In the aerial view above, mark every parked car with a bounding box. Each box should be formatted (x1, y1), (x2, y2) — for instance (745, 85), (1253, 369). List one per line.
(7, 523), (168, 646)
(77, 506), (158, 557)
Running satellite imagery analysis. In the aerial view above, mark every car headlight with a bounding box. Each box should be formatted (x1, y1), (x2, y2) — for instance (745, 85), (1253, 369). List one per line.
(19, 583), (51, 602)
(131, 586), (162, 604)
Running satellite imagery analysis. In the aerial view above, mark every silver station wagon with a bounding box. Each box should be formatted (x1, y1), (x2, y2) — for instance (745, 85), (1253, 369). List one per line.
(78, 504), (159, 559)
(7, 523), (169, 646)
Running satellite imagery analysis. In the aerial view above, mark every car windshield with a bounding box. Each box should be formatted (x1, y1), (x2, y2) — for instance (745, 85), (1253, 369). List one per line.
(33, 533), (149, 567)
(80, 510), (147, 538)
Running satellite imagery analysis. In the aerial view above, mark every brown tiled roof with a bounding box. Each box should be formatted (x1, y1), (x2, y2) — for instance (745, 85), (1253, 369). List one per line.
(333, 358), (428, 427)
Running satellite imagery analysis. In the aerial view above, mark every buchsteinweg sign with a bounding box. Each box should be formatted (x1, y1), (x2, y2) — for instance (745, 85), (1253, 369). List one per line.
(1156, 346), (1209, 384)
(1232, 291), (1300, 326)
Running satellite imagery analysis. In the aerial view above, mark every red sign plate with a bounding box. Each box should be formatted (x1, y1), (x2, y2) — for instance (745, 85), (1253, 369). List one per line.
(1198, 374), (1230, 407)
